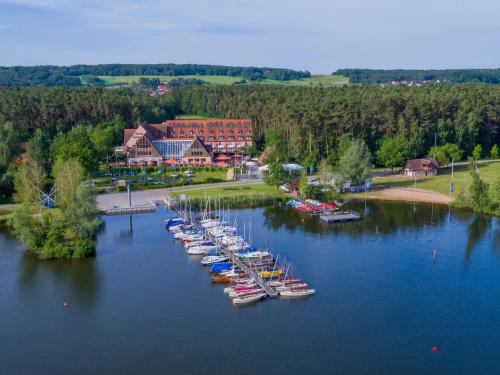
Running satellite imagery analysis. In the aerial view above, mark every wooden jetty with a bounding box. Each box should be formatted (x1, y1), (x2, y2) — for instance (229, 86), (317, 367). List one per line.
(220, 245), (279, 298)
(103, 204), (156, 215)
(174, 206), (279, 298)
(320, 210), (361, 223)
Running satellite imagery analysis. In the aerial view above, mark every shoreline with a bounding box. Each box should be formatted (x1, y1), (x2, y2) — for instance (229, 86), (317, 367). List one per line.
(344, 187), (452, 205)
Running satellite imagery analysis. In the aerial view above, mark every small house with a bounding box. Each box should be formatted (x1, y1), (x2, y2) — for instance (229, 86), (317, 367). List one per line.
(403, 158), (438, 177)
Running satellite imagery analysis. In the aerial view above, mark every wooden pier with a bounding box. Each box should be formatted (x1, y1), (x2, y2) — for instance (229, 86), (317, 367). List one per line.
(320, 210), (361, 223)
(175, 206), (279, 298)
(221, 247), (279, 298)
(103, 204), (156, 215)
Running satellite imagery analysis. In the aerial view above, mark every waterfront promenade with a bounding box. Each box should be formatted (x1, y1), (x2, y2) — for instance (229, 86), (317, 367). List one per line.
(96, 180), (264, 211)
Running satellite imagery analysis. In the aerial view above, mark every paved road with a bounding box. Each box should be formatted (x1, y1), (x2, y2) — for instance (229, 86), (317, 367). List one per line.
(96, 180), (264, 209)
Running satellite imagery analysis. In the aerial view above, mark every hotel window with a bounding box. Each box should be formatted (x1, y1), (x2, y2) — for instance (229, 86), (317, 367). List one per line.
(238, 136), (243, 140)
(246, 136), (252, 140)
(218, 136), (224, 141)
(228, 136), (234, 140)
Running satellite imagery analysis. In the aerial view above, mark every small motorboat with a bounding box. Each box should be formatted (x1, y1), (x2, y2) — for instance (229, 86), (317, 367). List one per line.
(280, 288), (316, 298)
(187, 245), (220, 255)
(200, 255), (229, 266)
(236, 250), (271, 260)
(211, 274), (230, 284)
(233, 292), (267, 306)
(184, 240), (214, 249)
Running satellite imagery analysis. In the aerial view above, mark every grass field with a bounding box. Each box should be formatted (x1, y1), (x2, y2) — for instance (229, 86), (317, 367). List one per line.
(97, 74), (349, 87)
(373, 161), (500, 198)
(0, 204), (17, 224)
(171, 183), (284, 199)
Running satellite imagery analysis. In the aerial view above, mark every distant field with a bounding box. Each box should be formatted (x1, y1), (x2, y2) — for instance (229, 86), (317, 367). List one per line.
(97, 74), (349, 87)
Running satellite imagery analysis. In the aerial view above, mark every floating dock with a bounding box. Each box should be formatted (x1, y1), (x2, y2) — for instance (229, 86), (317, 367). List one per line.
(219, 243), (279, 298)
(320, 211), (361, 223)
(103, 204), (156, 215)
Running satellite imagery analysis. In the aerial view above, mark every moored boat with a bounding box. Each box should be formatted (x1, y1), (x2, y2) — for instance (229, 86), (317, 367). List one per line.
(280, 288), (316, 298)
(211, 274), (230, 284)
(233, 292), (267, 305)
(200, 255), (229, 266)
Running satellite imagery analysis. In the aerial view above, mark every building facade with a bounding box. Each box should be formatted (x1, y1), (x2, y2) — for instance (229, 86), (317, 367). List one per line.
(403, 158), (439, 177)
(153, 119), (253, 153)
(123, 119), (252, 165)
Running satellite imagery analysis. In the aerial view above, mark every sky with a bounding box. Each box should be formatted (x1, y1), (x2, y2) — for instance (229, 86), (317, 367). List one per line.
(0, 0), (499, 73)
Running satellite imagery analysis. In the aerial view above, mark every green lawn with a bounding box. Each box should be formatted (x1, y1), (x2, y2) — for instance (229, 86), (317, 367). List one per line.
(93, 166), (230, 192)
(97, 74), (349, 87)
(373, 161), (500, 198)
(171, 183), (284, 199)
(0, 204), (17, 224)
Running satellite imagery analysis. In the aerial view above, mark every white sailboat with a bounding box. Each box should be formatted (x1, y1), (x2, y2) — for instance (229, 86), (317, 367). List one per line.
(280, 288), (316, 298)
(233, 292), (267, 306)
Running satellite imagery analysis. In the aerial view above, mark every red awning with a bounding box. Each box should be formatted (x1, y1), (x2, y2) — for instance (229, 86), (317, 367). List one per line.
(215, 154), (231, 161)
(214, 161), (228, 167)
(164, 159), (178, 164)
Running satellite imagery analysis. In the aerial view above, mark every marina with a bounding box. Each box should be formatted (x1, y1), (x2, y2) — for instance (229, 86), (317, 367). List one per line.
(166, 200), (315, 305)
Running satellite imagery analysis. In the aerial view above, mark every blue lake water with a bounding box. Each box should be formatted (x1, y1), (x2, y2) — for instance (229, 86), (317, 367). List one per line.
(1, 201), (500, 374)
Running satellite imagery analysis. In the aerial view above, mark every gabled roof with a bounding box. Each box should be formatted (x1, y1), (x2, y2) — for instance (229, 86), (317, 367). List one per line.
(404, 158), (439, 171)
(124, 129), (136, 145)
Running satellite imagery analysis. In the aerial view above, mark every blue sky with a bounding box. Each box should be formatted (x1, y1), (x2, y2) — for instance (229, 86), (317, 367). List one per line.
(0, 0), (499, 73)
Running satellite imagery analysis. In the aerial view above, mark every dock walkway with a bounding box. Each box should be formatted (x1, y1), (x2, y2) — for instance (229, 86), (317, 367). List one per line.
(320, 211), (361, 223)
(220, 246), (279, 298)
(174, 207), (279, 298)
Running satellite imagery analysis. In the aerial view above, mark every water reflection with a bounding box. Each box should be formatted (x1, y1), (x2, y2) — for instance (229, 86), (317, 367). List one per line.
(17, 254), (101, 310)
(263, 200), (451, 237)
(262, 200), (500, 263)
(465, 215), (491, 262)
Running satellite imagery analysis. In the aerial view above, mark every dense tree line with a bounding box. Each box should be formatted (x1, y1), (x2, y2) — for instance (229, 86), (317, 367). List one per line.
(0, 87), (179, 138)
(0, 87), (181, 200)
(0, 64), (311, 86)
(177, 84), (500, 166)
(335, 69), (500, 84)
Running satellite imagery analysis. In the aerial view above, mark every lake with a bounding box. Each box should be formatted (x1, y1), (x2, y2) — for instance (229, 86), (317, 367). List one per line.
(1, 201), (500, 374)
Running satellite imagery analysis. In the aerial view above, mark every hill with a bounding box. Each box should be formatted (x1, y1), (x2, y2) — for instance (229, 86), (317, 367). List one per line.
(0, 64), (310, 87)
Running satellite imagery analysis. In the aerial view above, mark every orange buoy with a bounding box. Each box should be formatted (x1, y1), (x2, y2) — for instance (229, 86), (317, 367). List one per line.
(432, 346), (437, 353)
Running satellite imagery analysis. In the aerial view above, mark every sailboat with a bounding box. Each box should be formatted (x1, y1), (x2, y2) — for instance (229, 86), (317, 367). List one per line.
(232, 292), (267, 306)
(280, 288), (316, 298)
(200, 255), (229, 266)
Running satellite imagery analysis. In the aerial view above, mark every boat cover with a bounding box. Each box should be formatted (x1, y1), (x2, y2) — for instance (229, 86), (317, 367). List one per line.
(210, 263), (233, 272)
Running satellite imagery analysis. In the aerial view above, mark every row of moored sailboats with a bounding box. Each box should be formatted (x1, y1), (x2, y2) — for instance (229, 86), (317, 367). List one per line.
(165, 208), (315, 306)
